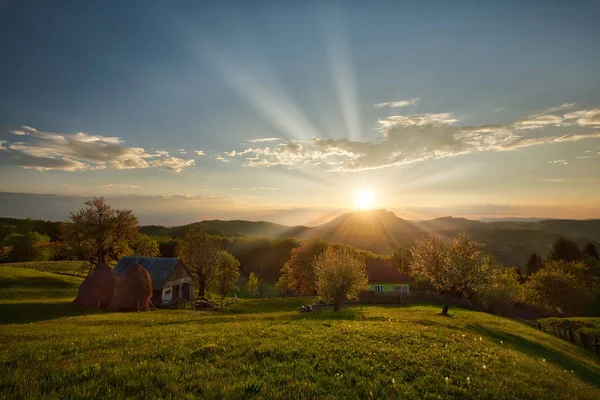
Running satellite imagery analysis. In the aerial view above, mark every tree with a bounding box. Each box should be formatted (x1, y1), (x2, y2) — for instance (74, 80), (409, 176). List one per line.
(548, 237), (582, 263)
(392, 246), (412, 276)
(525, 252), (543, 276)
(313, 247), (368, 311)
(133, 234), (160, 257)
(285, 238), (329, 295)
(177, 230), (221, 297)
(1, 232), (53, 262)
(474, 263), (522, 314)
(61, 197), (139, 266)
(583, 243), (599, 260)
(214, 251), (240, 298)
(257, 279), (268, 298)
(522, 260), (598, 316)
(0, 246), (12, 261)
(247, 272), (259, 297)
(276, 263), (295, 295)
(410, 233), (487, 315)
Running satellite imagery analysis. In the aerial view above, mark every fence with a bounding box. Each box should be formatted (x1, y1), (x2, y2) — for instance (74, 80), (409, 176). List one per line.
(534, 319), (600, 357)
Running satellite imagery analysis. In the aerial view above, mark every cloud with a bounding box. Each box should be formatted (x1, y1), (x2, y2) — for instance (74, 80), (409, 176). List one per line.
(577, 155), (592, 159)
(101, 184), (116, 189)
(373, 99), (419, 108)
(233, 187), (278, 191)
(194, 150), (205, 156)
(549, 160), (569, 165)
(214, 155), (230, 163)
(247, 137), (282, 143)
(546, 103), (576, 113)
(514, 114), (563, 130)
(179, 149), (187, 154)
(226, 109), (600, 171)
(538, 178), (567, 183)
(0, 126), (196, 172)
(563, 109), (600, 126)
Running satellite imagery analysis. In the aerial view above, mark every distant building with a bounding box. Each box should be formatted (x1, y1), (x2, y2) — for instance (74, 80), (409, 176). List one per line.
(114, 257), (195, 307)
(365, 258), (411, 294)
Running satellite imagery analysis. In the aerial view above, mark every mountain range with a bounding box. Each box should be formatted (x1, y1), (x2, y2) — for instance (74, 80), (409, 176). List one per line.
(140, 209), (600, 267)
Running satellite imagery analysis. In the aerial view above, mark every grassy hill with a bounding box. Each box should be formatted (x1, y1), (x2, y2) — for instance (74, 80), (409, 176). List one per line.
(2, 266), (600, 399)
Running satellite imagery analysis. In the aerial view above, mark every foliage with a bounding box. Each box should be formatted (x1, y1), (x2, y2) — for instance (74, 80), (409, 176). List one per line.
(0, 232), (53, 262)
(284, 238), (329, 295)
(247, 272), (259, 297)
(213, 251), (240, 298)
(583, 243), (599, 260)
(133, 234), (160, 257)
(61, 197), (139, 265)
(3, 265), (600, 399)
(522, 260), (598, 316)
(0, 246), (12, 261)
(548, 237), (582, 263)
(525, 252), (543, 275)
(314, 247), (368, 311)
(391, 246), (412, 276)
(410, 234), (487, 314)
(176, 230), (221, 297)
(474, 261), (522, 313)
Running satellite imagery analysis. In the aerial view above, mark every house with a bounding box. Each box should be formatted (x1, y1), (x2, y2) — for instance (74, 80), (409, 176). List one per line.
(114, 257), (195, 307)
(365, 258), (411, 294)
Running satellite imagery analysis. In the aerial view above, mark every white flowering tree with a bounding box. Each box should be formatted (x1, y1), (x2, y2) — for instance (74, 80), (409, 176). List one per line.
(410, 233), (487, 315)
(313, 247), (368, 311)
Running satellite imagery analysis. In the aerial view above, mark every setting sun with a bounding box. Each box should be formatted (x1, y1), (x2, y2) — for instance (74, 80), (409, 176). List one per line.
(354, 189), (375, 209)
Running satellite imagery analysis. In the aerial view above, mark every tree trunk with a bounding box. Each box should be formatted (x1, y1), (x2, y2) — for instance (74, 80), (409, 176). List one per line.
(441, 304), (449, 315)
(333, 298), (341, 312)
(197, 280), (206, 298)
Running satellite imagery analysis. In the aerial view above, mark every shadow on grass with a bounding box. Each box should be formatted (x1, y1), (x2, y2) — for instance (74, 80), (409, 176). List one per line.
(468, 323), (600, 386)
(0, 301), (103, 324)
(0, 276), (79, 290)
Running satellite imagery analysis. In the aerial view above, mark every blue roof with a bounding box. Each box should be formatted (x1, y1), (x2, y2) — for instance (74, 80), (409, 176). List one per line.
(114, 257), (189, 290)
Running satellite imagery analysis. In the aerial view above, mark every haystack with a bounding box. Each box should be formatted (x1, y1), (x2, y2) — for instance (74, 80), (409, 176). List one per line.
(110, 262), (153, 311)
(73, 262), (116, 309)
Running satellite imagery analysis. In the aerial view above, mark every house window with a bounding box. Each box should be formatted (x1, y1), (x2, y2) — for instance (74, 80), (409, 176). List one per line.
(374, 285), (384, 292)
(395, 285), (409, 294)
(162, 288), (173, 302)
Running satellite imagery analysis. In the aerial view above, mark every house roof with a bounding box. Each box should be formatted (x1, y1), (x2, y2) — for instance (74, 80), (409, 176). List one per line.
(114, 257), (192, 290)
(365, 258), (411, 283)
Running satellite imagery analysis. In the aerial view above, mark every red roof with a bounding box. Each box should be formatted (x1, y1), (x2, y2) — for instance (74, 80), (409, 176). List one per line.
(365, 258), (411, 283)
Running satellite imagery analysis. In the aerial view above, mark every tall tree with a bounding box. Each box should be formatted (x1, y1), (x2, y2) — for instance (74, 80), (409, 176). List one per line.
(525, 252), (543, 275)
(61, 197), (139, 266)
(0, 246), (13, 261)
(391, 246), (412, 276)
(177, 230), (221, 297)
(583, 243), (599, 260)
(410, 233), (487, 315)
(247, 272), (259, 297)
(314, 247), (368, 311)
(214, 250), (240, 298)
(285, 238), (329, 295)
(548, 237), (582, 263)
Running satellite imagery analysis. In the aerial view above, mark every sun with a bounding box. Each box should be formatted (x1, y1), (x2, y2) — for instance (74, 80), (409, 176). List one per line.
(354, 189), (375, 209)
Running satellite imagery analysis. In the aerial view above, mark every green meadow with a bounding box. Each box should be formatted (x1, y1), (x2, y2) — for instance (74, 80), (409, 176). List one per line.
(2, 264), (600, 399)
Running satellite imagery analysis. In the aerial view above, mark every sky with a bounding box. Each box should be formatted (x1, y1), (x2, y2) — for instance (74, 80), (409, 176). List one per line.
(1, 0), (600, 226)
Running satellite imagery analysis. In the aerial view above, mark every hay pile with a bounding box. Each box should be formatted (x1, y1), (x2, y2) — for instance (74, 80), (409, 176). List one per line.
(73, 262), (116, 309)
(110, 262), (153, 311)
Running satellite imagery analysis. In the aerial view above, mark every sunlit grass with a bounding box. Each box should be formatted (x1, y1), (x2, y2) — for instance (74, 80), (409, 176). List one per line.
(2, 265), (600, 399)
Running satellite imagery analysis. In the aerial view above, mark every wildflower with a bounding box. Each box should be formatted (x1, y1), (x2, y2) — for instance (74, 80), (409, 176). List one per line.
(391, 378), (396, 385)
(570, 370), (574, 374)
(462, 334), (466, 337)
(467, 377), (471, 385)
(500, 340), (503, 345)
(479, 337), (482, 342)
(445, 377), (449, 385)
(542, 359), (546, 362)
(482, 365), (487, 370)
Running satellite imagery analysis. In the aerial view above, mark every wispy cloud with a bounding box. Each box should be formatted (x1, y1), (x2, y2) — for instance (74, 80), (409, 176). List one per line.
(1, 126), (195, 172)
(225, 107), (600, 171)
(232, 187), (278, 191)
(247, 137), (282, 143)
(373, 98), (419, 108)
(538, 178), (567, 183)
(214, 155), (230, 163)
(194, 150), (205, 156)
(577, 155), (593, 159)
(549, 160), (569, 165)
(546, 103), (576, 113)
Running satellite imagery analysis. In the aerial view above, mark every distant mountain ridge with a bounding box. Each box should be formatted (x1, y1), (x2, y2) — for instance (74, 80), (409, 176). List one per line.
(136, 210), (600, 266)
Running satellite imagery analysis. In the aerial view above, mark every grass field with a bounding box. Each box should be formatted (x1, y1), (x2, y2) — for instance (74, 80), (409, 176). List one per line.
(2, 265), (600, 399)
(2, 260), (89, 277)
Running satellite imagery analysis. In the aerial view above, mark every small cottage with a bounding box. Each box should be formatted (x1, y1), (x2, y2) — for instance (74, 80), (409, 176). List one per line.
(365, 258), (411, 294)
(114, 257), (195, 307)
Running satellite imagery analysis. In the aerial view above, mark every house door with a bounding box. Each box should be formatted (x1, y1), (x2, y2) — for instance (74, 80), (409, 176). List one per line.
(179, 284), (184, 299)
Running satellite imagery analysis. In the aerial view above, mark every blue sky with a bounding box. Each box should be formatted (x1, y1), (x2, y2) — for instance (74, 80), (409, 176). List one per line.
(1, 0), (599, 225)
